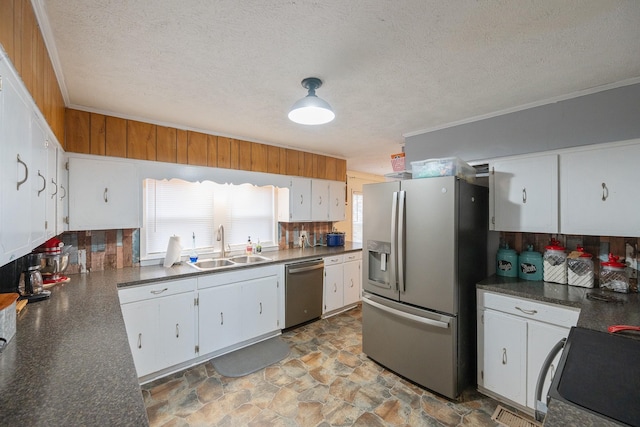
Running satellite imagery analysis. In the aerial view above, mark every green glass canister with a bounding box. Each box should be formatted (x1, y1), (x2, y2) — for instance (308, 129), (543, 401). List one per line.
(519, 245), (543, 281)
(496, 244), (518, 277)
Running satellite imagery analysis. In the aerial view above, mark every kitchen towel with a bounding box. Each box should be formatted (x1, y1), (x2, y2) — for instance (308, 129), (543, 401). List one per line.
(163, 235), (182, 267)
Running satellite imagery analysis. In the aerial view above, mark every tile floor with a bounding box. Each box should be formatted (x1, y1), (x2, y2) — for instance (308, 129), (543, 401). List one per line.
(142, 306), (505, 426)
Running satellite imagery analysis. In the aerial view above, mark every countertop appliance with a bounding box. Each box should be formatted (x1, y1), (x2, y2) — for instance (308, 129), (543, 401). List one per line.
(541, 327), (640, 426)
(362, 176), (487, 399)
(284, 259), (324, 329)
(18, 253), (50, 302)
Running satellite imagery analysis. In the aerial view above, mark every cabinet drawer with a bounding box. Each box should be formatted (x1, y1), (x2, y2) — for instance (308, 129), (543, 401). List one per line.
(482, 291), (579, 328)
(324, 255), (344, 265)
(343, 251), (362, 262)
(119, 278), (197, 304)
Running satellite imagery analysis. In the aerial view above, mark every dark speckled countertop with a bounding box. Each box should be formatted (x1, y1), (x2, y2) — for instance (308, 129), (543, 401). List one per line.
(478, 275), (640, 426)
(0, 244), (361, 426)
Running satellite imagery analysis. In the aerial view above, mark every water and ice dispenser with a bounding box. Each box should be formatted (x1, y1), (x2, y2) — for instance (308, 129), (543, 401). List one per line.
(367, 240), (391, 288)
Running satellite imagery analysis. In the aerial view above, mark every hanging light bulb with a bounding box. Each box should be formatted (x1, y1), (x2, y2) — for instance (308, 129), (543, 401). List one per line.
(288, 77), (335, 125)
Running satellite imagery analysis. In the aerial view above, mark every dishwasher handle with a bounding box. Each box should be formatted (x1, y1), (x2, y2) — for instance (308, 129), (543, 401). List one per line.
(287, 261), (324, 274)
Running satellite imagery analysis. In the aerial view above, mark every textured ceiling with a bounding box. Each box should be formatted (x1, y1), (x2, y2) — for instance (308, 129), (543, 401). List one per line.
(38, 0), (640, 175)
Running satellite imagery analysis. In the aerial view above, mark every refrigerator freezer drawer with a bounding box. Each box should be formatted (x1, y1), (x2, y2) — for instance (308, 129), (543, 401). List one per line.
(362, 294), (459, 399)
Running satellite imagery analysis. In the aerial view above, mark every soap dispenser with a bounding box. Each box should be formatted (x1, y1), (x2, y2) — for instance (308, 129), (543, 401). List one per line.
(189, 232), (198, 263)
(246, 236), (253, 255)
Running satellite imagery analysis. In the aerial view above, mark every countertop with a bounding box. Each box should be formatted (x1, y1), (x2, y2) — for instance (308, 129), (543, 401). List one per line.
(477, 275), (640, 426)
(0, 243), (361, 426)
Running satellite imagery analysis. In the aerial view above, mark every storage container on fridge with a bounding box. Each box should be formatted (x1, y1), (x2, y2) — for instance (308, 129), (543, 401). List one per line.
(410, 157), (476, 181)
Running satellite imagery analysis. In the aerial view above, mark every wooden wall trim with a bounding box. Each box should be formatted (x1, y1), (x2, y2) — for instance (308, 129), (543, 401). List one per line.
(64, 108), (347, 182)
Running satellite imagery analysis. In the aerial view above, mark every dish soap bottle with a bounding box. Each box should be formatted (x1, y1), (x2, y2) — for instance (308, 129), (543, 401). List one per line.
(189, 232), (198, 262)
(246, 236), (253, 255)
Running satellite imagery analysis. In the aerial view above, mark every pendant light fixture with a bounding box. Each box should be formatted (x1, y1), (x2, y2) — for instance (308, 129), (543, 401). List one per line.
(288, 77), (335, 125)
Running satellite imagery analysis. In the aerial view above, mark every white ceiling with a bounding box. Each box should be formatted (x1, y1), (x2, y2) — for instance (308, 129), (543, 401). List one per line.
(37, 0), (640, 175)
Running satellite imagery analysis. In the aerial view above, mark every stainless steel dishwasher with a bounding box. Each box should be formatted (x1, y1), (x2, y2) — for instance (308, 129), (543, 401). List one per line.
(284, 258), (324, 329)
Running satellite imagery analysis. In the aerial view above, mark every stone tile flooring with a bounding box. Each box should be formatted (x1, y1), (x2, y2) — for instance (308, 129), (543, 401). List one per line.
(142, 306), (505, 426)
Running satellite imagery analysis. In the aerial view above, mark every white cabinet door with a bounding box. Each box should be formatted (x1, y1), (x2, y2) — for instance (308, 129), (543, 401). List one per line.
(45, 138), (58, 240)
(30, 117), (48, 246)
(157, 292), (196, 369)
(560, 142), (640, 236)
(324, 261), (344, 313)
(0, 58), (33, 265)
(526, 320), (569, 410)
(343, 258), (361, 306)
(492, 154), (558, 233)
(483, 309), (527, 406)
(242, 275), (279, 338)
(311, 180), (329, 221)
(68, 157), (139, 230)
(329, 181), (346, 221)
(55, 149), (68, 235)
(277, 178), (312, 222)
(198, 283), (242, 355)
(121, 300), (159, 377)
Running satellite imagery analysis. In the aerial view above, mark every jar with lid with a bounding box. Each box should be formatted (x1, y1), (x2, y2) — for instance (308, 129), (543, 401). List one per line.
(519, 245), (543, 281)
(496, 243), (518, 278)
(567, 246), (594, 288)
(543, 239), (567, 284)
(600, 253), (629, 293)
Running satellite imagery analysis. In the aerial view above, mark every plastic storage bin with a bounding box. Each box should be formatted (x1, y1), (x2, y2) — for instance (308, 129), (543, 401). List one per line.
(410, 157), (476, 181)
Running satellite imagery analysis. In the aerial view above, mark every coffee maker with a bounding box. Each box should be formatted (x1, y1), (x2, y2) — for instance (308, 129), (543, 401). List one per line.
(18, 253), (51, 302)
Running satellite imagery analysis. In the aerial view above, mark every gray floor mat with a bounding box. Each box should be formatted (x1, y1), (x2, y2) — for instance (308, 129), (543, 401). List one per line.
(211, 337), (290, 377)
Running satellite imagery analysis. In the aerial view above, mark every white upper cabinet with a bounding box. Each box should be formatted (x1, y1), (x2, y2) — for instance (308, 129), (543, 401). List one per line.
(491, 154), (559, 233)
(328, 180), (346, 221)
(68, 156), (140, 230)
(311, 180), (330, 221)
(30, 116), (48, 247)
(277, 178), (312, 222)
(56, 149), (68, 235)
(560, 141), (640, 237)
(0, 56), (34, 265)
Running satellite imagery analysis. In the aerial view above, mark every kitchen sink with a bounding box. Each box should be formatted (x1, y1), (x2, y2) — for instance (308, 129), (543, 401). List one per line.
(229, 255), (272, 264)
(188, 255), (272, 271)
(190, 258), (235, 270)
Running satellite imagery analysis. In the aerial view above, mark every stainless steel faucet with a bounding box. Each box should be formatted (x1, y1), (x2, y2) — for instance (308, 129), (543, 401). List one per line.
(216, 224), (227, 258)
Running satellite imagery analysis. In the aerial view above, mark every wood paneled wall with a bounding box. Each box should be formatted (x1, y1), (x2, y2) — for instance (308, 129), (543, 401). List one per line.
(0, 0), (66, 143)
(65, 108), (347, 182)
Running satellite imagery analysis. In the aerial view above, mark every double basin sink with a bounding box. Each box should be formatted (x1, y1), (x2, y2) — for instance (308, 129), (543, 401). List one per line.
(189, 255), (272, 271)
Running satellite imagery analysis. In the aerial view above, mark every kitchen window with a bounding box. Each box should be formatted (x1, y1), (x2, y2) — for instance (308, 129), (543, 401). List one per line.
(140, 178), (276, 260)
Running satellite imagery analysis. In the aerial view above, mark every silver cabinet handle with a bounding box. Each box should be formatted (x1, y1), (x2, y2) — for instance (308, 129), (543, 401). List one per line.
(335, 197), (339, 206)
(259, 302), (263, 314)
(137, 333), (142, 349)
(176, 323), (179, 338)
(51, 178), (58, 199)
(515, 306), (537, 315)
(334, 283), (337, 292)
(220, 312), (224, 325)
(522, 188), (527, 203)
(150, 288), (168, 295)
(17, 154), (28, 190)
(502, 348), (507, 365)
(300, 194), (303, 205)
(104, 187), (108, 203)
(60, 185), (66, 200)
(37, 170), (46, 196)
(602, 182), (608, 201)
(318, 196), (322, 205)
(350, 279), (354, 288)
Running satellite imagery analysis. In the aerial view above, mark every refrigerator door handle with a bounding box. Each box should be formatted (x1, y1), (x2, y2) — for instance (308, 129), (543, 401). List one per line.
(390, 191), (399, 291)
(362, 296), (450, 329)
(398, 190), (406, 292)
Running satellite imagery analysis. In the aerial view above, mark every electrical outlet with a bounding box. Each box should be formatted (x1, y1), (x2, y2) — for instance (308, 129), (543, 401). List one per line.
(300, 230), (308, 240)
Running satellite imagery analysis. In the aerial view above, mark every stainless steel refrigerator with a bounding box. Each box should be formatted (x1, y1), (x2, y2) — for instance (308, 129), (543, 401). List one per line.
(362, 176), (487, 399)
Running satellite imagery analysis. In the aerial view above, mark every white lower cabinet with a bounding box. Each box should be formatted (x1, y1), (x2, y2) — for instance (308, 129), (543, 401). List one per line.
(119, 278), (197, 378)
(323, 251), (362, 314)
(477, 290), (579, 413)
(197, 265), (281, 358)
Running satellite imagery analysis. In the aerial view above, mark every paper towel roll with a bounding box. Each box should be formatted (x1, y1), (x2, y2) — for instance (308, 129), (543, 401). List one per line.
(163, 235), (182, 267)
